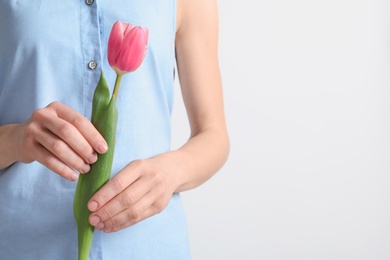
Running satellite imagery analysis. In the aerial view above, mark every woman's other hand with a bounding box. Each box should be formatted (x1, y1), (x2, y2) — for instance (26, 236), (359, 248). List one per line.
(87, 158), (176, 232)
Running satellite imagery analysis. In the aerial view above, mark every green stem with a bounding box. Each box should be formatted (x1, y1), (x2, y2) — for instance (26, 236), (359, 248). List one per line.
(113, 74), (122, 101)
(77, 225), (94, 260)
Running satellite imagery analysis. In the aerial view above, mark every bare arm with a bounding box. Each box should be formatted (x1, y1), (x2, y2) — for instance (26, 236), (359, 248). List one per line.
(156, 0), (229, 192)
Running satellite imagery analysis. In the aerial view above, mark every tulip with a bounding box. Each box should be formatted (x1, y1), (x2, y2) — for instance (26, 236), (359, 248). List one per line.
(108, 21), (149, 101)
(108, 21), (148, 74)
(74, 20), (148, 260)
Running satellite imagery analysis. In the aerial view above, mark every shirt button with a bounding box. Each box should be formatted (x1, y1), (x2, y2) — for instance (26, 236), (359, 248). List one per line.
(88, 61), (97, 70)
(85, 0), (94, 5)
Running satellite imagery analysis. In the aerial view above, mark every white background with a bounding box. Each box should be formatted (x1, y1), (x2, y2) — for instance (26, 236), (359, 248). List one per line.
(172, 1), (390, 259)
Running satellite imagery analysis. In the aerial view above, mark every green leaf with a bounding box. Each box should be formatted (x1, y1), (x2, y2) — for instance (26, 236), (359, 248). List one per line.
(91, 71), (110, 125)
(74, 72), (118, 260)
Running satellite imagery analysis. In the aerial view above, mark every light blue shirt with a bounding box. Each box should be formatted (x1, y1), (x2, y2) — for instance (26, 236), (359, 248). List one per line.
(0, 1), (190, 259)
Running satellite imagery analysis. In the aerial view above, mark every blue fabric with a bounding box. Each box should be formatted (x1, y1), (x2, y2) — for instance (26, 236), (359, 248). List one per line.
(0, 1), (190, 259)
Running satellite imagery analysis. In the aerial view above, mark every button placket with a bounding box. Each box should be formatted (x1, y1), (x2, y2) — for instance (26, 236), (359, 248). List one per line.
(80, 0), (102, 117)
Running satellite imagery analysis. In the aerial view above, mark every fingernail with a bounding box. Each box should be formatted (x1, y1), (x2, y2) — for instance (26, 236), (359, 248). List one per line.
(88, 201), (99, 211)
(97, 143), (108, 154)
(90, 215), (101, 226)
(81, 164), (90, 173)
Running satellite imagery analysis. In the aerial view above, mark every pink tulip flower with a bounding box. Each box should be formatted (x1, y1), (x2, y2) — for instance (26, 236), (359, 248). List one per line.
(108, 21), (149, 75)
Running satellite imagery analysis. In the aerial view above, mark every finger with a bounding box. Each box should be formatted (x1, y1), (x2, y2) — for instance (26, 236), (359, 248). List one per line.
(99, 191), (160, 232)
(44, 116), (97, 165)
(35, 129), (91, 174)
(107, 207), (157, 233)
(49, 102), (108, 154)
(89, 176), (151, 226)
(87, 165), (141, 212)
(34, 144), (79, 181)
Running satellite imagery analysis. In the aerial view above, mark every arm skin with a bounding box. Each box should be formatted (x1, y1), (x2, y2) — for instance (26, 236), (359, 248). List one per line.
(86, 0), (230, 232)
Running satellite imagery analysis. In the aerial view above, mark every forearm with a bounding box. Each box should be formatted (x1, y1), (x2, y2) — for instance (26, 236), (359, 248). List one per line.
(153, 126), (229, 193)
(0, 124), (19, 170)
(156, 0), (227, 193)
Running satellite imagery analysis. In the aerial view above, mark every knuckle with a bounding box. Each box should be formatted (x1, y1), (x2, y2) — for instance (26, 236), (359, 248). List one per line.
(45, 157), (70, 178)
(59, 124), (74, 137)
(71, 114), (86, 128)
(128, 207), (142, 221)
(78, 143), (92, 157)
(148, 169), (164, 187)
(58, 165), (70, 178)
(23, 123), (38, 140)
(129, 159), (145, 170)
(149, 169), (160, 182)
(47, 101), (60, 109)
(44, 156), (57, 168)
(104, 216), (117, 228)
(100, 207), (113, 220)
(31, 108), (47, 121)
(45, 102), (61, 114)
(120, 192), (136, 208)
(89, 132), (102, 145)
(110, 176), (126, 192)
(51, 140), (65, 154)
(154, 199), (165, 211)
(152, 202), (165, 214)
(72, 157), (85, 171)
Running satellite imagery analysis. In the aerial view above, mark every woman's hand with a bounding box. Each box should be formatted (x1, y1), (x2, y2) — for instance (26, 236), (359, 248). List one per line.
(87, 158), (176, 233)
(11, 102), (108, 181)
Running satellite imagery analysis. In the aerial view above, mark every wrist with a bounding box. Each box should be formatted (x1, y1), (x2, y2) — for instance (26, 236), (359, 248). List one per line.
(149, 151), (184, 193)
(0, 124), (21, 169)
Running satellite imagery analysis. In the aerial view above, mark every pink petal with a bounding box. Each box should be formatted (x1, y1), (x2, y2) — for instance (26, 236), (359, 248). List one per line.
(116, 26), (149, 73)
(107, 21), (124, 68)
(122, 23), (135, 36)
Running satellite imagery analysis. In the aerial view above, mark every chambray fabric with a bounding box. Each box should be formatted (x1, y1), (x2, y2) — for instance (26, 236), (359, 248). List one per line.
(0, 1), (190, 259)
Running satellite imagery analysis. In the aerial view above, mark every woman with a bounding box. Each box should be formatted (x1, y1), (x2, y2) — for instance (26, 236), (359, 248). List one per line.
(0, 0), (229, 259)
